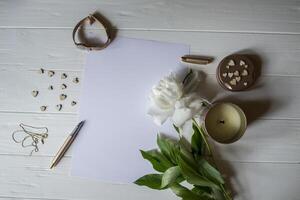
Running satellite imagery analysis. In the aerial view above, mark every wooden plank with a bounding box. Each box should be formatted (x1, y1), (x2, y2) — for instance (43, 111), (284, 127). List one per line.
(0, 155), (174, 200)
(126, 30), (300, 76)
(0, 155), (299, 200)
(0, 113), (77, 157)
(1, 0), (300, 33)
(200, 75), (300, 120)
(0, 29), (84, 71)
(1, 68), (300, 120)
(0, 198), (63, 200)
(214, 119), (300, 163)
(0, 70), (81, 113)
(1, 2), (300, 199)
(0, 112), (299, 163)
(1, 29), (300, 76)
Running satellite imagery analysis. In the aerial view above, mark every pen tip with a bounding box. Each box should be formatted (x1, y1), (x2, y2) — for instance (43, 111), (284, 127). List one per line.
(50, 163), (55, 169)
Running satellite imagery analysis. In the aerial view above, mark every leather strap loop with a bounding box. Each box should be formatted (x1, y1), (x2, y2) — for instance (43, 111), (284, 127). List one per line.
(72, 14), (112, 50)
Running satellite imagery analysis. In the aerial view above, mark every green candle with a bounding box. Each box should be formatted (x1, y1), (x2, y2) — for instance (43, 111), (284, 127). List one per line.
(204, 103), (247, 143)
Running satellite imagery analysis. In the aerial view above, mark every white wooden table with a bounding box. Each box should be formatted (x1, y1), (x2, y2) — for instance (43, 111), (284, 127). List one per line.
(1, 1), (300, 199)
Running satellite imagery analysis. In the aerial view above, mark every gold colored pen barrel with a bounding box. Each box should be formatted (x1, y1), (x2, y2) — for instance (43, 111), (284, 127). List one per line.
(50, 121), (85, 169)
(50, 135), (74, 169)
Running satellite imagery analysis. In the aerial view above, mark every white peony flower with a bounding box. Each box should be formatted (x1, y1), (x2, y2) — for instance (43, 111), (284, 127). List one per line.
(148, 73), (183, 125)
(147, 71), (207, 127)
(171, 93), (207, 127)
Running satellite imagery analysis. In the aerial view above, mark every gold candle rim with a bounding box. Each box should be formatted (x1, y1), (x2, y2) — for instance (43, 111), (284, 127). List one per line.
(204, 102), (247, 144)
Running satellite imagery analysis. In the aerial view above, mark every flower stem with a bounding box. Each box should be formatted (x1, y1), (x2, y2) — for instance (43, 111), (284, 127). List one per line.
(192, 118), (232, 200)
(220, 184), (232, 200)
(192, 118), (212, 155)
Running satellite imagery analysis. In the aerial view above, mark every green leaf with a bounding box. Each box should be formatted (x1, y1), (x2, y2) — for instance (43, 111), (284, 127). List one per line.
(192, 119), (212, 155)
(140, 150), (173, 172)
(161, 166), (181, 188)
(134, 174), (163, 190)
(178, 155), (221, 191)
(157, 134), (179, 164)
(197, 157), (225, 184)
(191, 123), (204, 155)
(179, 145), (198, 170)
(192, 186), (214, 200)
(212, 188), (227, 200)
(178, 137), (192, 153)
(170, 183), (206, 200)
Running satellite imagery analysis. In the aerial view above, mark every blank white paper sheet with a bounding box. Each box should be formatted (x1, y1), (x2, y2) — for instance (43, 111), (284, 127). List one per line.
(71, 37), (189, 183)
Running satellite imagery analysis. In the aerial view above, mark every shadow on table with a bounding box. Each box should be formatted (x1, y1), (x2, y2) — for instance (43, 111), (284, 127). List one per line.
(215, 97), (272, 126)
(212, 144), (243, 200)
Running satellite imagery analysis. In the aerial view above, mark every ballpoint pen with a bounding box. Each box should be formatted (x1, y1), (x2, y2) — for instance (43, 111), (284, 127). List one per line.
(50, 120), (85, 169)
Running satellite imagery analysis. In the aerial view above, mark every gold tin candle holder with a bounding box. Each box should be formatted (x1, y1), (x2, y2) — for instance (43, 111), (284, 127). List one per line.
(204, 102), (247, 144)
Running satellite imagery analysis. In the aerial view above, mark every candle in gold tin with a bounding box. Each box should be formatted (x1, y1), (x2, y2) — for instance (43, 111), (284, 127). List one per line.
(204, 103), (247, 143)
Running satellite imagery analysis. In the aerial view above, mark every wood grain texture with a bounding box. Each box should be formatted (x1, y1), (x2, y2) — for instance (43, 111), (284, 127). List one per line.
(1, 29), (300, 76)
(0, 113), (77, 156)
(2, 69), (300, 121)
(0, 155), (174, 200)
(0, 69), (81, 113)
(0, 112), (299, 163)
(0, 155), (299, 200)
(1, 1), (300, 199)
(1, 0), (300, 34)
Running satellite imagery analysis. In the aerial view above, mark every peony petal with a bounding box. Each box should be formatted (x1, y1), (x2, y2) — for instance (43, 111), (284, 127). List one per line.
(147, 73), (184, 125)
(172, 106), (193, 127)
(189, 98), (205, 112)
(147, 101), (173, 125)
(180, 119), (194, 144)
(150, 92), (172, 109)
(171, 94), (208, 127)
(152, 114), (169, 125)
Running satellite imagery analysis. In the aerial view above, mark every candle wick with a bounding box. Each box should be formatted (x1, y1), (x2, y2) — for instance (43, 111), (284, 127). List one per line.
(219, 120), (225, 124)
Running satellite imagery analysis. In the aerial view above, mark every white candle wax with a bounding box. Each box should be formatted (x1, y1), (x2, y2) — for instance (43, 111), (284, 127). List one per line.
(204, 103), (247, 143)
